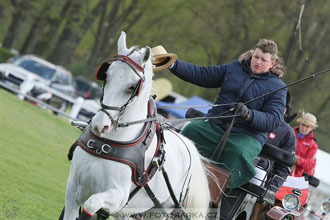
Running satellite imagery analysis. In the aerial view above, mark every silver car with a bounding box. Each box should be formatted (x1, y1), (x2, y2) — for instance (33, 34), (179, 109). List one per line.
(0, 54), (74, 110)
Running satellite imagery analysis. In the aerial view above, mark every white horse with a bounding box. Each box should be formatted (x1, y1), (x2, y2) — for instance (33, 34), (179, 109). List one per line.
(63, 31), (210, 220)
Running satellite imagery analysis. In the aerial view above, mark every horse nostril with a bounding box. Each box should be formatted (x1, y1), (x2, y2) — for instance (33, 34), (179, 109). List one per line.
(102, 125), (109, 133)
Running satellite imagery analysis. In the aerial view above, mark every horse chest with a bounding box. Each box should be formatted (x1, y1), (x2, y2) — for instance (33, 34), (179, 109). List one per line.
(73, 121), (163, 187)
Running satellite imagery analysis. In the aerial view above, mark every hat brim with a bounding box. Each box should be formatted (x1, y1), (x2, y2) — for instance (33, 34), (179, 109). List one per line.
(151, 78), (173, 101)
(297, 118), (318, 128)
(152, 53), (178, 72)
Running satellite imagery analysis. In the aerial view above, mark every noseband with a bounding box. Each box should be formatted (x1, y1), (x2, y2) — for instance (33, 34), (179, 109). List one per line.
(97, 53), (146, 127)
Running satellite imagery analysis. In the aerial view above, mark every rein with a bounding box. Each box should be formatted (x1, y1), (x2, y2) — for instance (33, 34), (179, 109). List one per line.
(157, 102), (238, 109)
(117, 113), (239, 127)
(204, 68), (330, 120)
(209, 67), (330, 161)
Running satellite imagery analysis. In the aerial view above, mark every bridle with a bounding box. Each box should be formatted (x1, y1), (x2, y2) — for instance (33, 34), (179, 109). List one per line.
(96, 52), (145, 128)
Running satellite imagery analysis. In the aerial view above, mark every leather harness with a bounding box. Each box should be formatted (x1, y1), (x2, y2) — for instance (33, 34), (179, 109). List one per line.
(68, 98), (165, 187)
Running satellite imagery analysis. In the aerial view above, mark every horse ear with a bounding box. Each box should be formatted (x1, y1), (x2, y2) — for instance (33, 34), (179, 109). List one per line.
(141, 46), (151, 64)
(118, 31), (127, 54)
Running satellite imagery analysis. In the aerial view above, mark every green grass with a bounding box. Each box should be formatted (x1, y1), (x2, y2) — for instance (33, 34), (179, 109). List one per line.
(0, 89), (81, 219)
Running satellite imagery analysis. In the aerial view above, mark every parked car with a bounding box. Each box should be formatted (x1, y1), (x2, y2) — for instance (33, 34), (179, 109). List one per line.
(72, 76), (102, 121)
(0, 54), (74, 110)
(72, 76), (102, 100)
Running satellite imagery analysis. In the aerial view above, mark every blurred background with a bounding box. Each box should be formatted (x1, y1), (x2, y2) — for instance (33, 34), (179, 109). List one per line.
(1, 0), (330, 151)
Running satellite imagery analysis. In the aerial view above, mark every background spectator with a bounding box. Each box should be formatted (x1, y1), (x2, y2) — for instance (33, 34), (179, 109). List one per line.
(291, 112), (318, 177)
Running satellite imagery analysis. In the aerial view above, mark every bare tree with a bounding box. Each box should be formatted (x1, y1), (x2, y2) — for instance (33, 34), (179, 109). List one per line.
(2, 0), (32, 49)
(83, 0), (145, 77)
(32, 0), (72, 57)
(20, 1), (55, 54)
(47, 0), (109, 66)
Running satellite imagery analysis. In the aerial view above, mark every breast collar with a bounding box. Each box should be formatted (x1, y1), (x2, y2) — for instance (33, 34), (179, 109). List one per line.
(72, 98), (165, 187)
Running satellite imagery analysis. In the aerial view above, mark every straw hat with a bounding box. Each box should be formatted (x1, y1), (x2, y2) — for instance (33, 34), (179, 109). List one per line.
(151, 45), (178, 72)
(297, 112), (318, 128)
(151, 78), (173, 101)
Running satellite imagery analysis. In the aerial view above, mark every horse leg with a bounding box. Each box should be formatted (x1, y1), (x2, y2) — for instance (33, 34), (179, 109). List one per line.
(81, 189), (129, 219)
(63, 174), (81, 220)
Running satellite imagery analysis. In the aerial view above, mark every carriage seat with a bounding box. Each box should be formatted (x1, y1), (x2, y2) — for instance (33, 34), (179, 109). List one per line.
(259, 143), (295, 168)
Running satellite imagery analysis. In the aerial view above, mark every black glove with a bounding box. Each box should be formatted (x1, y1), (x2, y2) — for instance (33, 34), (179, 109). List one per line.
(235, 102), (250, 120)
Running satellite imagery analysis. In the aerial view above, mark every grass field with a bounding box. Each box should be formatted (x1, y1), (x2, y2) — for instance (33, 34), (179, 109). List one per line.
(0, 89), (81, 219)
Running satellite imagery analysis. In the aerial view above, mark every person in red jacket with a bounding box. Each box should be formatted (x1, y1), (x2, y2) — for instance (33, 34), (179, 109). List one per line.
(291, 112), (318, 177)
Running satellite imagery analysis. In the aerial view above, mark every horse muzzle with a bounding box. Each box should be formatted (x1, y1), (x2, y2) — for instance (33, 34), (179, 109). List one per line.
(91, 110), (114, 135)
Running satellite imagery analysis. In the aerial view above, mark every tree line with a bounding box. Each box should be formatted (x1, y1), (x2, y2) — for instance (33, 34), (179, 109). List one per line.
(1, 0), (330, 151)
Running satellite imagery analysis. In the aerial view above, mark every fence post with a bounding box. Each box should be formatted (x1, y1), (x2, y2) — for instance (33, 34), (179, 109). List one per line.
(18, 77), (35, 100)
(69, 97), (84, 120)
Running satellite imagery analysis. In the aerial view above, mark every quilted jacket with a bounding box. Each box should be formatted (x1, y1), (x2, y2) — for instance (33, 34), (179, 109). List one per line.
(170, 56), (287, 145)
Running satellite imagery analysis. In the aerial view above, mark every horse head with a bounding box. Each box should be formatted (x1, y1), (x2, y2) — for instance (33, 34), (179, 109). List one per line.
(91, 31), (153, 138)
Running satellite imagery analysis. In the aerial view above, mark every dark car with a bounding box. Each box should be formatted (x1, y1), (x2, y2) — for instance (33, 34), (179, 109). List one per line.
(72, 76), (101, 121)
(73, 76), (102, 100)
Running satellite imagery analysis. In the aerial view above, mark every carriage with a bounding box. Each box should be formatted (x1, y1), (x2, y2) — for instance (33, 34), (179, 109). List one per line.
(59, 32), (317, 220)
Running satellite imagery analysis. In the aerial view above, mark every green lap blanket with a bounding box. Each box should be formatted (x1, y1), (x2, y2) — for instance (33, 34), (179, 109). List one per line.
(182, 120), (261, 188)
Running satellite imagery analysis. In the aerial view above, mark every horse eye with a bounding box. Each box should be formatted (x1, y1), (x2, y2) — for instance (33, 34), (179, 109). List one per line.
(127, 85), (137, 93)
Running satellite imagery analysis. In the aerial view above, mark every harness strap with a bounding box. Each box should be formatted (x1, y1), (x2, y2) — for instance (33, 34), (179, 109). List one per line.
(144, 184), (171, 220)
(114, 54), (145, 75)
(161, 166), (191, 220)
(127, 124), (165, 201)
(100, 102), (121, 111)
(211, 106), (240, 161)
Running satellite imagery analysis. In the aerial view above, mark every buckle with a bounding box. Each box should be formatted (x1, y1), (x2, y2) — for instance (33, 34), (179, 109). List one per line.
(152, 157), (162, 171)
(156, 114), (166, 126)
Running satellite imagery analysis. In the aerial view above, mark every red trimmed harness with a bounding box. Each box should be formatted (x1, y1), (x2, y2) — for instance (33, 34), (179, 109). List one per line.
(68, 98), (165, 187)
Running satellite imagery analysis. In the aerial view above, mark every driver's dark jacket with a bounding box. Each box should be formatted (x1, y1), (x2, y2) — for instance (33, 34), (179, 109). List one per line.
(170, 59), (287, 145)
(259, 121), (297, 192)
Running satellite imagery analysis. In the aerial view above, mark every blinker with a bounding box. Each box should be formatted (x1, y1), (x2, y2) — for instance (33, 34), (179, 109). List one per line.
(96, 62), (110, 81)
(95, 54), (145, 81)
